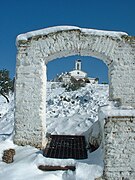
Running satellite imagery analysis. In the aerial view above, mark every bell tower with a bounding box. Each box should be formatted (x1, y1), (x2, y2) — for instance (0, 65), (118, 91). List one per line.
(75, 60), (82, 70)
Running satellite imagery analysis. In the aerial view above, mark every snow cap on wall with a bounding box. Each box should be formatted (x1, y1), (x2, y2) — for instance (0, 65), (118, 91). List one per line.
(16, 26), (128, 43)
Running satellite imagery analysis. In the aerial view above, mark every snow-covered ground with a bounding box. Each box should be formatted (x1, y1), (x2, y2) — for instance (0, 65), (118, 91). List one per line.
(46, 83), (108, 135)
(0, 83), (109, 180)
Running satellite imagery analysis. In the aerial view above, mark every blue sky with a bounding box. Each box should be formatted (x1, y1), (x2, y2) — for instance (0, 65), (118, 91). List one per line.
(0, 0), (135, 83)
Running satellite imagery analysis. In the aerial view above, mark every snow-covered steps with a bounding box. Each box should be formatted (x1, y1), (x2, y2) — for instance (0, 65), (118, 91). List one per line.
(43, 135), (87, 159)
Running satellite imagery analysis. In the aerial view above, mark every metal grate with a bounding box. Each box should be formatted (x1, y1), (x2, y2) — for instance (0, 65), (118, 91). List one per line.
(43, 135), (87, 159)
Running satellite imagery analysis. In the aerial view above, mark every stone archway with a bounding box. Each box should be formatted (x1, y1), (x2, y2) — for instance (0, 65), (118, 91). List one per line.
(14, 26), (135, 148)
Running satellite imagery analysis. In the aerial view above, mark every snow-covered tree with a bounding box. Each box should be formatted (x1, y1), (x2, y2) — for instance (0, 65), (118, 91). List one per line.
(0, 69), (14, 103)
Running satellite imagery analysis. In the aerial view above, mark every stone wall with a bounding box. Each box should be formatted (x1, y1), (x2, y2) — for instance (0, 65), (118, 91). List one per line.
(109, 36), (135, 107)
(103, 115), (135, 180)
(14, 26), (135, 148)
(14, 56), (47, 148)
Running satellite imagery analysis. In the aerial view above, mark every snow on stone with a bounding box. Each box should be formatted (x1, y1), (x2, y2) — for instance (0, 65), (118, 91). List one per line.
(99, 101), (135, 123)
(16, 25), (128, 42)
(0, 82), (109, 180)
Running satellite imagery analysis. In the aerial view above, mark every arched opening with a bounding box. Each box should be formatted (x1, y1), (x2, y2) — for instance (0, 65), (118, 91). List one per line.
(46, 55), (109, 137)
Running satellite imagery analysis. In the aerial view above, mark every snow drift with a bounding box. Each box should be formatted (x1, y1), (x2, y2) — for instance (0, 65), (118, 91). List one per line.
(0, 82), (109, 180)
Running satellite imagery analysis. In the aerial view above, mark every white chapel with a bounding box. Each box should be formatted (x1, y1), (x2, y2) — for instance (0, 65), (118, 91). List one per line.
(60, 60), (98, 84)
(69, 60), (87, 79)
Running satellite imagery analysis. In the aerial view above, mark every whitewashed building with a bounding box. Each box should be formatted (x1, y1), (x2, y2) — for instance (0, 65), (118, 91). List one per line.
(54, 60), (98, 84)
(69, 60), (87, 79)
(68, 60), (98, 84)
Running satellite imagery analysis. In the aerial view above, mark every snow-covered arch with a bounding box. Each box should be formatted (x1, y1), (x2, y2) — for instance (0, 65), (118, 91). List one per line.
(14, 26), (135, 148)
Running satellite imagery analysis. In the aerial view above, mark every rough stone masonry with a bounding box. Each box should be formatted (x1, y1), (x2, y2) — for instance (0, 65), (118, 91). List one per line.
(98, 105), (135, 180)
(104, 116), (135, 180)
(14, 26), (135, 178)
